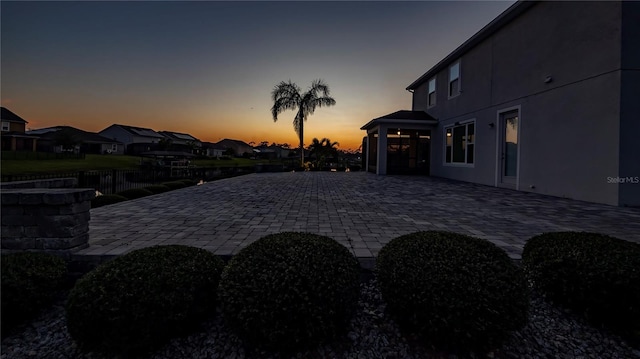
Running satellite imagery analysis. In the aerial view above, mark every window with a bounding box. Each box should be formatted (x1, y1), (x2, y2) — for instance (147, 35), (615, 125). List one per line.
(111, 144), (118, 151)
(427, 78), (436, 107)
(448, 60), (460, 98)
(445, 121), (474, 164)
(1, 121), (9, 131)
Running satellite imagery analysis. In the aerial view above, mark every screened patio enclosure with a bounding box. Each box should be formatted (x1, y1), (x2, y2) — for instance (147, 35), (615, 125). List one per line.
(360, 111), (437, 175)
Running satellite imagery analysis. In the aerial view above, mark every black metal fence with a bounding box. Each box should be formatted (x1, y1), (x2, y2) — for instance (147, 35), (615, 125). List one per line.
(1, 166), (255, 195)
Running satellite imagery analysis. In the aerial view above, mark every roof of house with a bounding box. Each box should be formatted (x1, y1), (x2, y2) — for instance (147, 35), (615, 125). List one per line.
(0, 131), (39, 139)
(361, 110), (438, 130)
(202, 141), (226, 150)
(158, 131), (201, 142)
(216, 139), (252, 147)
(406, 0), (536, 90)
(1, 107), (28, 123)
(27, 126), (122, 144)
(104, 124), (165, 139)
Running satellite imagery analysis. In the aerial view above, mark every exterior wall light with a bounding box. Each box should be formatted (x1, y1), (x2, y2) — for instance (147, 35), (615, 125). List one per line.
(488, 122), (495, 128)
(544, 76), (553, 83)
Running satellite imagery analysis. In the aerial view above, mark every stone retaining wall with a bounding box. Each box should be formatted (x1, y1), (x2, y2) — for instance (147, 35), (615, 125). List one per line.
(1, 188), (95, 258)
(0, 178), (77, 189)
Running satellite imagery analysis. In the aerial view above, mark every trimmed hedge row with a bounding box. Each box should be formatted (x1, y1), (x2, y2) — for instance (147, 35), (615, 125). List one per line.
(522, 231), (640, 343)
(90, 179), (197, 208)
(24, 231), (636, 356)
(219, 232), (361, 351)
(162, 181), (188, 190)
(1, 252), (68, 337)
(66, 245), (225, 356)
(116, 187), (154, 200)
(376, 231), (529, 354)
(144, 184), (171, 194)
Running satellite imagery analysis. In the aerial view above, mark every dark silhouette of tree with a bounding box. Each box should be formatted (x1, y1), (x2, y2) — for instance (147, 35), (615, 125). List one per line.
(158, 138), (173, 151)
(307, 137), (340, 169)
(322, 138), (339, 159)
(52, 129), (80, 152)
(271, 79), (336, 167)
(308, 137), (324, 165)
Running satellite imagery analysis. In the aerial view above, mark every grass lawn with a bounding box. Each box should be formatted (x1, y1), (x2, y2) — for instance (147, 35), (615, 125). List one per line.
(1, 154), (269, 176)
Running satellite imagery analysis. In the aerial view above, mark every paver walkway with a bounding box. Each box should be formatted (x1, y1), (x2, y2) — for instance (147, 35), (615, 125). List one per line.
(77, 172), (640, 266)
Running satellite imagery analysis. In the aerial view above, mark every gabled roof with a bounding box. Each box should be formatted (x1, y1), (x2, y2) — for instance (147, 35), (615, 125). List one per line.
(216, 138), (252, 147)
(406, 0), (536, 90)
(361, 110), (438, 130)
(1, 107), (28, 123)
(27, 126), (122, 144)
(202, 141), (226, 150)
(158, 130), (201, 142)
(104, 124), (165, 139)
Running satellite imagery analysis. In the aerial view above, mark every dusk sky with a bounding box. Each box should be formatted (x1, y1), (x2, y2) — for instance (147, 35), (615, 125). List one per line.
(1, 1), (514, 151)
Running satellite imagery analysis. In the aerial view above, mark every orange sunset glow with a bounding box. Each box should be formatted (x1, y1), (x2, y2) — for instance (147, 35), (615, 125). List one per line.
(1, 1), (513, 151)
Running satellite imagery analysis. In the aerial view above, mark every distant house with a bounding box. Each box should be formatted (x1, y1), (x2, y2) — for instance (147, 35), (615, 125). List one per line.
(253, 144), (292, 160)
(216, 139), (254, 158)
(99, 124), (166, 155)
(202, 141), (226, 158)
(158, 131), (202, 155)
(362, 0), (639, 206)
(1, 107), (38, 151)
(27, 126), (124, 155)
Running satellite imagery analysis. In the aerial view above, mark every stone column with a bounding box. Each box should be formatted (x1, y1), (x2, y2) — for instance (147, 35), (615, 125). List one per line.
(377, 125), (388, 175)
(1, 188), (95, 258)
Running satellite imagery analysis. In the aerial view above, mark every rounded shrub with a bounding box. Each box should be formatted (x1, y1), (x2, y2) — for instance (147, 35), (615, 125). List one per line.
(116, 187), (154, 200)
(66, 245), (225, 356)
(144, 184), (171, 194)
(522, 232), (640, 342)
(376, 231), (529, 354)
(91, 194), (127, 208)
(180, 179), (197, 186)
(219, 232), (360, 351)
(161, 181), (187, 190)
(1, 252), (68, 336)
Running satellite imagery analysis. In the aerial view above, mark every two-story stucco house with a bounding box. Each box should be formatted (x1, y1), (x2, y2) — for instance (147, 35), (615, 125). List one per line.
(1, 107), (38, 152)
(362, 0), (639, 207)
(99, 124), (166, 155)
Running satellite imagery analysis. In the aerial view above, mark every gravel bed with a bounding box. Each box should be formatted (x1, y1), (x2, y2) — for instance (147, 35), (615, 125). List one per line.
(2, 277), (639, 359)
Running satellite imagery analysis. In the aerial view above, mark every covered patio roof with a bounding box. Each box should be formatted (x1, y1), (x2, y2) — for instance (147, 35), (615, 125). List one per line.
(360, 110), (438, 131)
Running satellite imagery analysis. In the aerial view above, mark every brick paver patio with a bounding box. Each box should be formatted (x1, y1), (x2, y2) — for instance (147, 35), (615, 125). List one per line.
(76, 172), (640, 267)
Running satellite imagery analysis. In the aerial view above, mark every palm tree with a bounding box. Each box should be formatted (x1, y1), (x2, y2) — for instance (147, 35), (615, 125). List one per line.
(307, 137), (340, 169)
(271, 79), (336, 167)
(322, 138), (339, 158)
(307, 138), (323, 159)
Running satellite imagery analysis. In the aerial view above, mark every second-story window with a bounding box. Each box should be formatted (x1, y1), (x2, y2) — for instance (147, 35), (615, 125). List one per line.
(448, 60), (460, 98)
(427, 78), (436, 107)
(1, 121), (10, 131)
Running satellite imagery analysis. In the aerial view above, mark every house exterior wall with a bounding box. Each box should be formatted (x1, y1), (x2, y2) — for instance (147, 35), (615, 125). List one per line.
(411, 1), (633, 206)
(9, 122), (26, 132)
(2, 121), (27, 132)
(206, 148), (224, 157)
(99, 143), (124, 155)
(618, 1), (640, 206)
